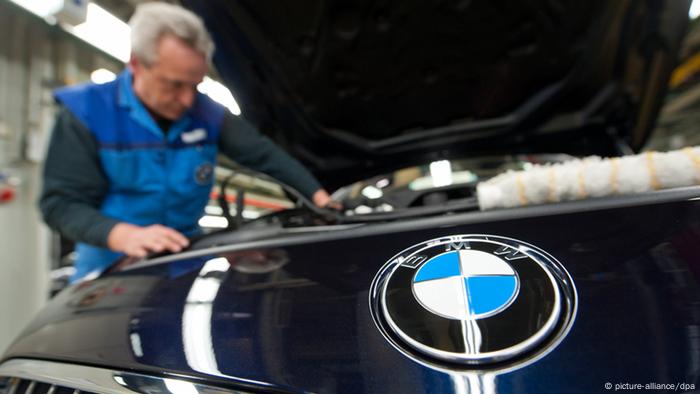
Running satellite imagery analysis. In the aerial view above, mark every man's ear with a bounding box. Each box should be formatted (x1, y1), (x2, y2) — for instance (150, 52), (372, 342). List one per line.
(128, 55), (143, 75)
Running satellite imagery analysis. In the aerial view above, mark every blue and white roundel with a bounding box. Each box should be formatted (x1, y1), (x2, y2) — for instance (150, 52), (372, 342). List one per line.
(412, 250), (519, 319)
(371, 235), (577, 368)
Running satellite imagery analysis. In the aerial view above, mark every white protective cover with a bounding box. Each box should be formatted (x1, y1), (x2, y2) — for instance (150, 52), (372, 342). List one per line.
(477, 146), (700, 210)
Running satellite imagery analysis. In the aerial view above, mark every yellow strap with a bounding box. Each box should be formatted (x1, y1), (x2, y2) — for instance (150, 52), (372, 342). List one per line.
(609, 158), (620, 194)
(670, 51), (700, 88)
(646, 152), (661, 190)
(516, 173), (528, 206)
(682, 147), (700, 184)
(577, 162), (587, 199)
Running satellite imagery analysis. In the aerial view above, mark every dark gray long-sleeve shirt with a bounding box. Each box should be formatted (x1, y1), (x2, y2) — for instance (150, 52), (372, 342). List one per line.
(39, 107), (321, 247)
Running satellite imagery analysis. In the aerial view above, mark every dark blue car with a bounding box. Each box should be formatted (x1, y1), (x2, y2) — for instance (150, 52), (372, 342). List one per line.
(1, 1), (698, 393)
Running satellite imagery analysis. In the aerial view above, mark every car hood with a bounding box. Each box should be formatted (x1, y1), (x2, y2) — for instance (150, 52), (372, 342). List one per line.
(183, 0), (689, 189)
(4, 189), (700, 392)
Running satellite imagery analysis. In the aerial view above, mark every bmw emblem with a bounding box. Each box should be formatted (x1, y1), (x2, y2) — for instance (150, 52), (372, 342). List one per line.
(370, 235), (577, 369)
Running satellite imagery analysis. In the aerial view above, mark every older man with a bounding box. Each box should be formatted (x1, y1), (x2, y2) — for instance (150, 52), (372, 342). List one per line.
(40, 2), (333, 281)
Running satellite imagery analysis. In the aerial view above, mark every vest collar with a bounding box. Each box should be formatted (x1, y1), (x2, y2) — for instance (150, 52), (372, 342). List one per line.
(116, 70), (195, 143)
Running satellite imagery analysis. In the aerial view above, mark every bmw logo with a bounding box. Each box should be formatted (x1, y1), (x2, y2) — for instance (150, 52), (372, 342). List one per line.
(370, 235), (577, 368)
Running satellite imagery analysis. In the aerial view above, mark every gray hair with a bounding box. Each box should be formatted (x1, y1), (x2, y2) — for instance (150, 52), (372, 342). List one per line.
(129, 2), (215, 65)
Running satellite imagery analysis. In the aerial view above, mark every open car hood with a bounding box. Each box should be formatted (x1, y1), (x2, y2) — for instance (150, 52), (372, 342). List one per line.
(183, 0), (690, 189)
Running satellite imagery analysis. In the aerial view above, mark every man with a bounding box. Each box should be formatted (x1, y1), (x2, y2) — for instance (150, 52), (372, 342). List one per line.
(39, 3), (333, 282)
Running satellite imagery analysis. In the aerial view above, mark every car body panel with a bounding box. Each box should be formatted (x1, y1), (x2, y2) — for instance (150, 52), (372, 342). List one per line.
(5, 190), (700, 393)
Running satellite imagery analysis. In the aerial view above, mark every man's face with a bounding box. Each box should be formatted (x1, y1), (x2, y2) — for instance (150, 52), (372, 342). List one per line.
(131, 35), (208, 120)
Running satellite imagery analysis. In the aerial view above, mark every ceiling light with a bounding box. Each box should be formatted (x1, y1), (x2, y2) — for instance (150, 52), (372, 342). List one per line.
(691, 0), (700, 19)
(198, 77), (242, 115)
(69, 3), (131, 62)
(8, 0), (62, 18)
(90, 68), (116, 84)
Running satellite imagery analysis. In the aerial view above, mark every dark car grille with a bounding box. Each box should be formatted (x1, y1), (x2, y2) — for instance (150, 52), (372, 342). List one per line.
(0, 377), (91, 394)
(0, 359), (257, 394)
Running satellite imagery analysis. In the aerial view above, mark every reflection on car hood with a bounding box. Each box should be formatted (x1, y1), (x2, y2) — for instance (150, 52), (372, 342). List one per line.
(183, 1), (689, 189)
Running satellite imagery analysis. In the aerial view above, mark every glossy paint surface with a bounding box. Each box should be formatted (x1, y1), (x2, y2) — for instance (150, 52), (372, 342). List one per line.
(4, 194), (700, 393)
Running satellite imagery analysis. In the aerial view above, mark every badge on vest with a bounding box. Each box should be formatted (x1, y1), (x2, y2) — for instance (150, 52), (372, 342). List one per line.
(181, 128), (207, 144)
(195, 162), (214, 185)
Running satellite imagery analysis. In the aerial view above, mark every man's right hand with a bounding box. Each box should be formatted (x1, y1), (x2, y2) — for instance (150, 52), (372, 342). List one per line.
(107, 223), (190, 258)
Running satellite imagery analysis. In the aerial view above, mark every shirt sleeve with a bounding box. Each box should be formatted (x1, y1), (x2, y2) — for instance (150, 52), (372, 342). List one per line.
(217, 112), (322, 198)
(38, 106), (120, 247)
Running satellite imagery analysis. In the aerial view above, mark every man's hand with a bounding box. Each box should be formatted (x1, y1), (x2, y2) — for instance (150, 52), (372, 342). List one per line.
(312, 189), (341, 210)
(107, 223), (189, 258)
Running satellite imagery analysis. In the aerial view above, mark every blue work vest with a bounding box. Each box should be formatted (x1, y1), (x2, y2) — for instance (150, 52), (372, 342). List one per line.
(54, 70), (226, 281)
